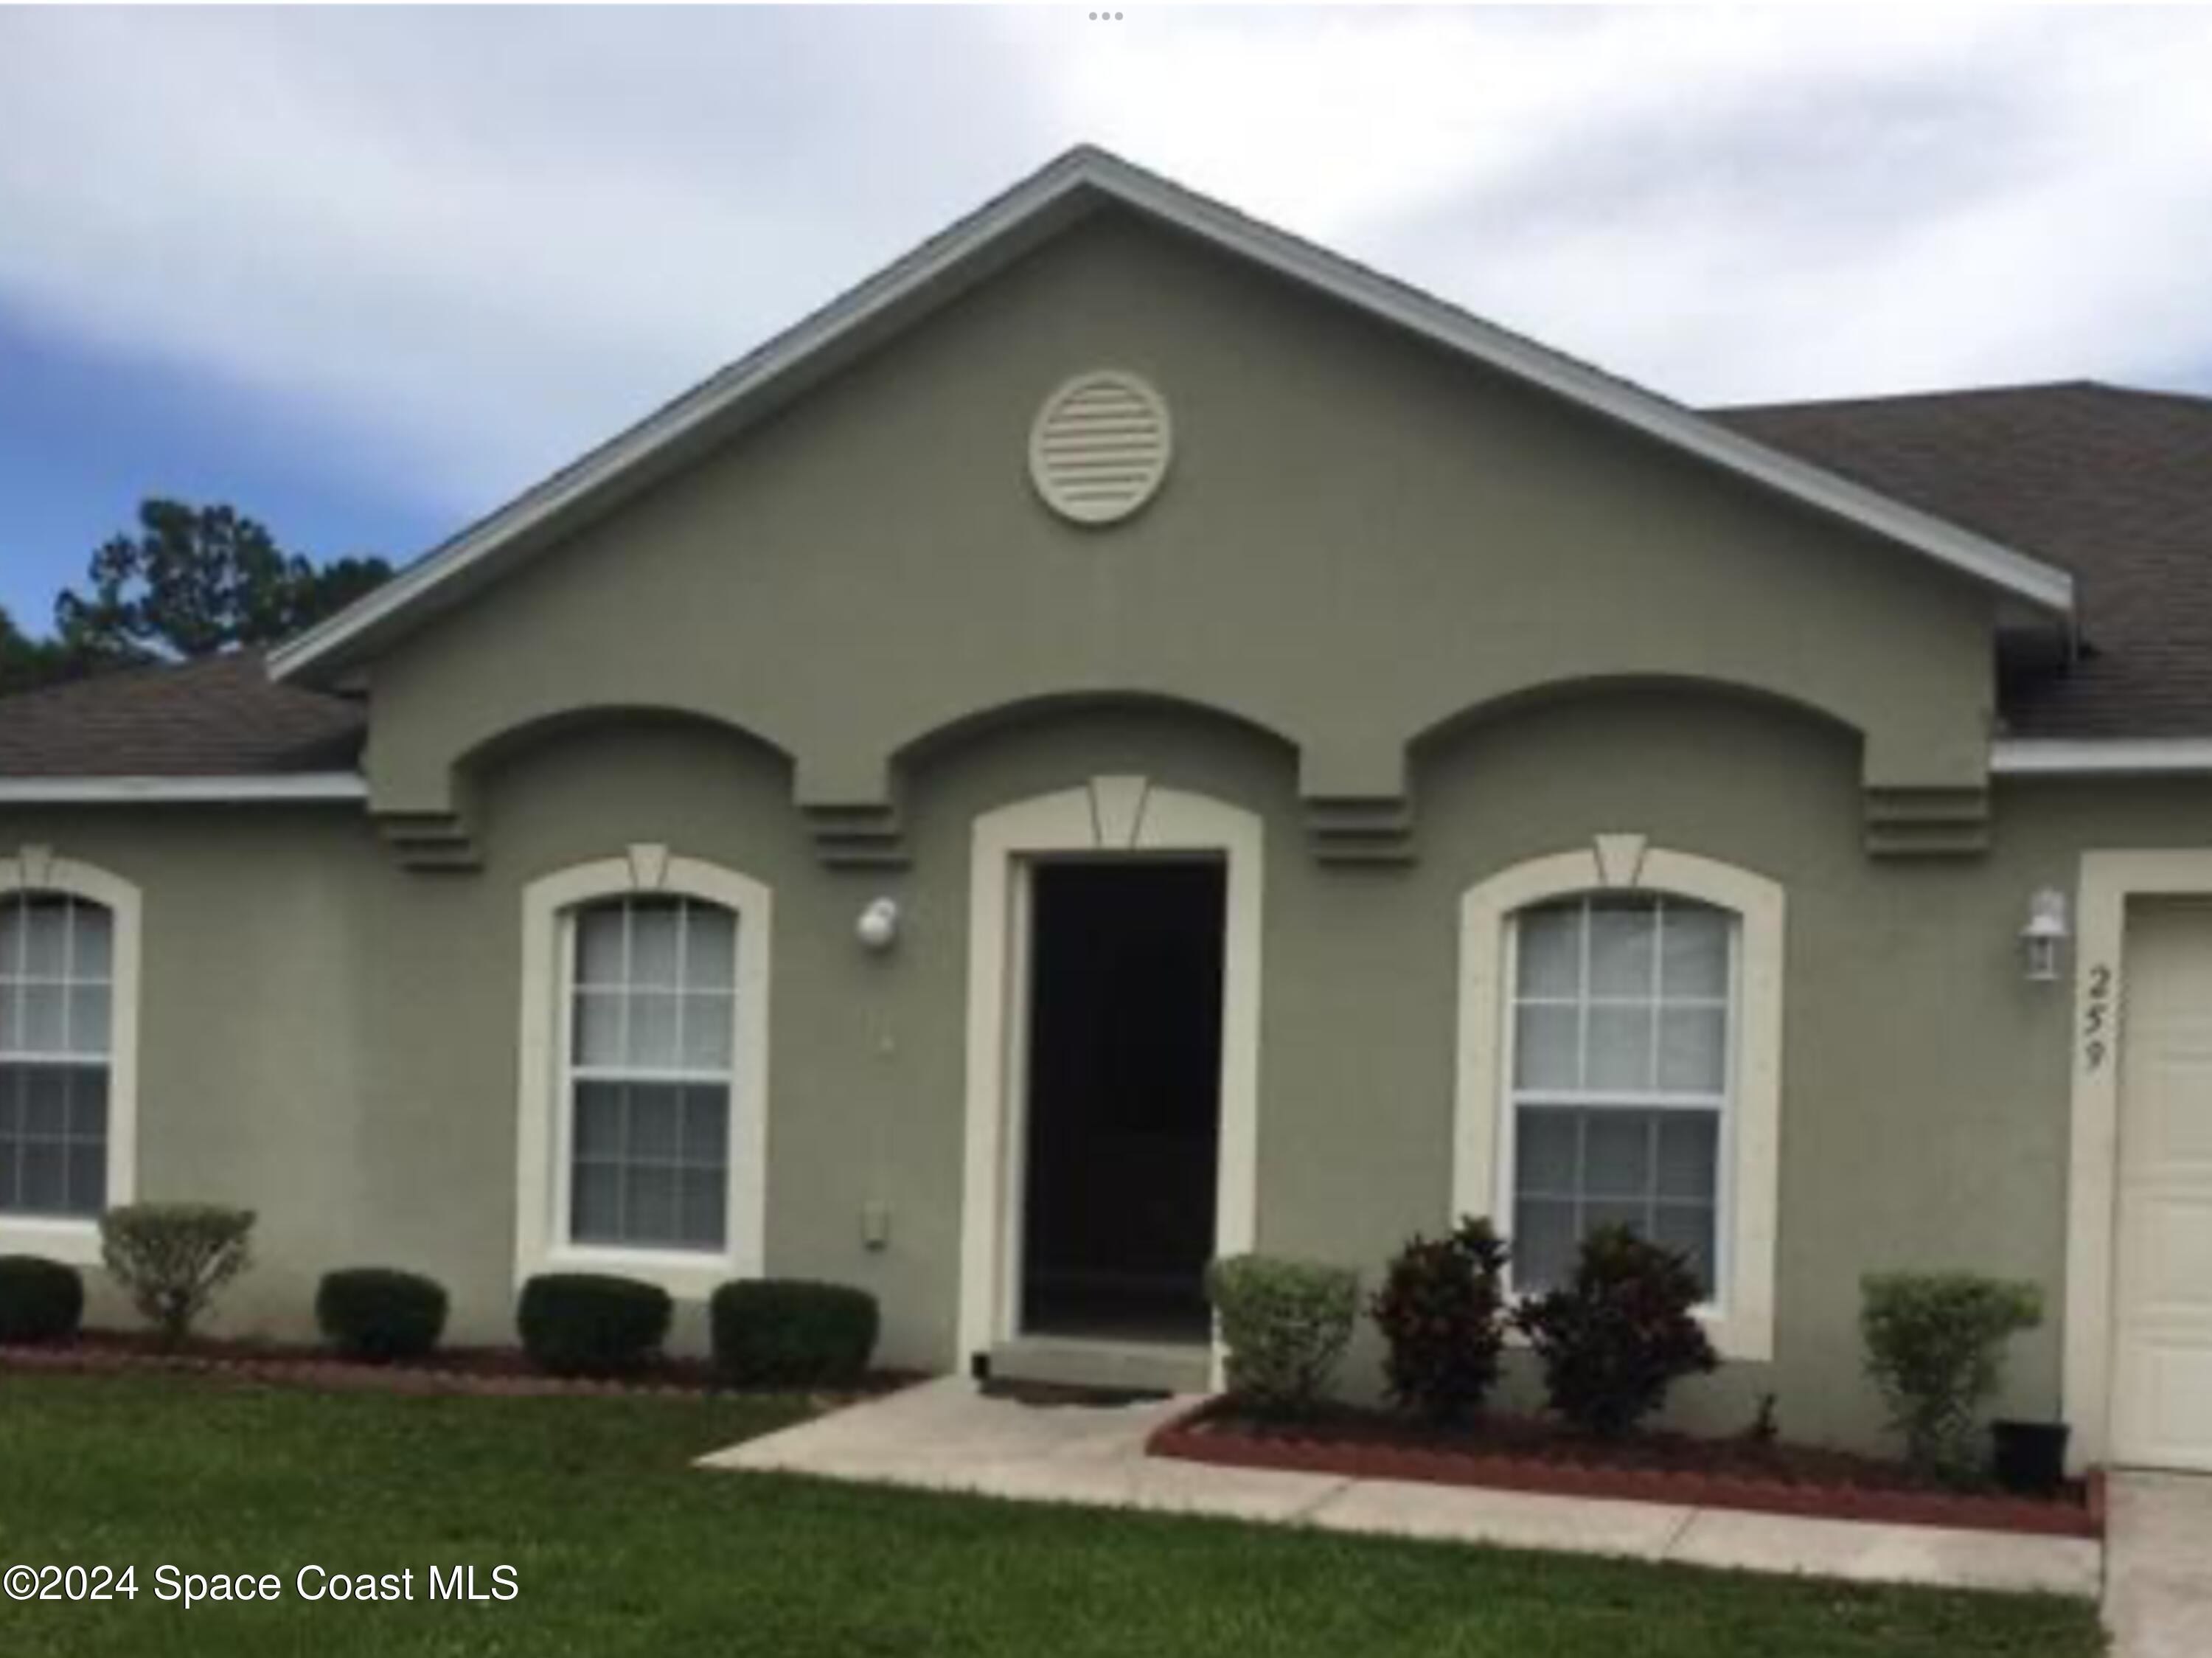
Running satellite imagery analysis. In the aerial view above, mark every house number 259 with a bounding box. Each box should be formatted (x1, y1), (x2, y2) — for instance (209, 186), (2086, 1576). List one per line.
(2082, 963), (2114, 1072)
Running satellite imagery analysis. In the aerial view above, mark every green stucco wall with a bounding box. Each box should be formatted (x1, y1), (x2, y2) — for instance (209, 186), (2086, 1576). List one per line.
(358, 209), (1998, 828)
(10, 701), (2208, 1449)
(0, 203), (2133, 1451)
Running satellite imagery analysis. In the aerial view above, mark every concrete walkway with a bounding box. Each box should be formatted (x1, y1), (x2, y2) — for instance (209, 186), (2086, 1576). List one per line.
(2105, 1474), (2212, 1656)
(699, 1377), (2099, 1599)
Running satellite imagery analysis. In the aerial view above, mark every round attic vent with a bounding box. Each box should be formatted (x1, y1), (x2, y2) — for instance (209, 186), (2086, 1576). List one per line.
(1028, 370), (1172, 526)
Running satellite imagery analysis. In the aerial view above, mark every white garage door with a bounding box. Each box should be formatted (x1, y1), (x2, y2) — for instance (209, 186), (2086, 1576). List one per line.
(2112, 899), (2212, 1471)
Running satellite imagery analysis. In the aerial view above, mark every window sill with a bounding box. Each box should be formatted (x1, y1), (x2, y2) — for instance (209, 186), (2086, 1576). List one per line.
(0, 1215), (103, 1267)
(526, 1241), (743, 1302)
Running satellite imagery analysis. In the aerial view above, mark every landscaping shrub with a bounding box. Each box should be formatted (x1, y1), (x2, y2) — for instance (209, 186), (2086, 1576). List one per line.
(1513, 1224), (1717, 1438)
(517, 1273), (672, 1377)
(98, 1203), (254, 1348)
(1861, 1272), (2042, 1479)
(316, 1268), (450, 1363)
(1206, 1254), (1357, 1418)
(1370, 1216), (1511, 1422)
(0, 1255), (84, 1345)
(710, 1280), (879, 1386)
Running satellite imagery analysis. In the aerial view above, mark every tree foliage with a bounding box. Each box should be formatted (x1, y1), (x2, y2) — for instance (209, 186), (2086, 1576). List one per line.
(50, 499), (390, 666)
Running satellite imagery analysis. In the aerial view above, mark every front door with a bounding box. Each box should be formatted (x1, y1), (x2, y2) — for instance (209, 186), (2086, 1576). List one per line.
(1018, 859), (1226, 1344)
(2112, 898), (2212, 1470)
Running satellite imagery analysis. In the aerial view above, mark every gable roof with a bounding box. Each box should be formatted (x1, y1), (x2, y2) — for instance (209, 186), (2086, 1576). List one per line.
(9, 382), (2211, 781)
(0, 652), (364, 781)
(267, 146), (2073, 683)
(1716, 382), (2212, 739)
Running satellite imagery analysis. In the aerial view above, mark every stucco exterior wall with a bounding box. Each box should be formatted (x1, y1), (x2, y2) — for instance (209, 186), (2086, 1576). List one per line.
(356, 209), (1998, 830)
(7, 693), (2203, 1451)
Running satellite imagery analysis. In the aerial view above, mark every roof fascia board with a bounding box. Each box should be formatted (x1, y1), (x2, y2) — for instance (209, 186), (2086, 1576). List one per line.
(0, 774), (369, 804)
(270, 149), (2073, 682)
(1992, 739), (2212, 777)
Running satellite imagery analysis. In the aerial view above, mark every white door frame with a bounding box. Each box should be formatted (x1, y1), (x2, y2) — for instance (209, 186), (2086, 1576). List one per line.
(2064, 850), (2212, 1471)
(958, 776), (1263, 1381)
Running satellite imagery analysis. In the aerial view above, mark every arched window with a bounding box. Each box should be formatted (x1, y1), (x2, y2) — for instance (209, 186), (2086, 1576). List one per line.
(1457, 842), (1781, 1361)
(0, 851), (139, 1258)
(515, 847), (770, 1298)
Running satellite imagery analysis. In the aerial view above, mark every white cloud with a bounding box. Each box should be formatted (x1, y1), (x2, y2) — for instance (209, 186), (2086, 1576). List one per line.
(2, 6), (2208, 532)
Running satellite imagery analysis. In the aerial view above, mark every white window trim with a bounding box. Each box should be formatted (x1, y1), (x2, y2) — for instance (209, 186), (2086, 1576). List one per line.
(515, 844), (771, 1300)
(957, 776), (1263, 1389)
(0, 845), (140, 1264)
(1455, 836), (1784, 1361)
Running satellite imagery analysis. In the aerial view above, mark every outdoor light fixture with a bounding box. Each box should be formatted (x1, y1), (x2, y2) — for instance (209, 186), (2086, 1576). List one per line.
(2022, 889), (2070, 984)
(856, 897), (900, 953)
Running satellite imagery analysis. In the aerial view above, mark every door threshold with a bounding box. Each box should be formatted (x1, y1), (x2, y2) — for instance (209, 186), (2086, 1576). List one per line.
(987, 1334), (1214, 1396)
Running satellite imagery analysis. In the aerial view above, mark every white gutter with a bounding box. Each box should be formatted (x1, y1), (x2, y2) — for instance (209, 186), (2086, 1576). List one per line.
(1991, 739), (2212, 777)
(0, 774), (368, 804)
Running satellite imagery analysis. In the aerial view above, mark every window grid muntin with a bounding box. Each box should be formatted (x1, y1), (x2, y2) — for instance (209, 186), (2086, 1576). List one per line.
(1505, 894), (1736, 1303)
(560, 896), (737, 1254)
(0, 893), (113, 1218)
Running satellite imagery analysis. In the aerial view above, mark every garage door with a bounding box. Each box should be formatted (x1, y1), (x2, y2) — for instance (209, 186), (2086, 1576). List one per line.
(2112, 899), (2212, 1471)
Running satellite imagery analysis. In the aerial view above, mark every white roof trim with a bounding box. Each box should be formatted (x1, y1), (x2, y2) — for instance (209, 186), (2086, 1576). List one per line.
(270, 147), (2074, 681)
(0, 774), (368, 804)
(1992, 739), (2212, 777)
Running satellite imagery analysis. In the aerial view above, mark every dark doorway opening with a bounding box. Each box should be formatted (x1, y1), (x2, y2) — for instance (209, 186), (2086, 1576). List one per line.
(1020, 859), (1226, 1344)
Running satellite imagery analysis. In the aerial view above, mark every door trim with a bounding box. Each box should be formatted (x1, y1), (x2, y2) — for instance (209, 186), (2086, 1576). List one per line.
(959, 777), (1262, 1385)
(2065, 851), (2212, 1471)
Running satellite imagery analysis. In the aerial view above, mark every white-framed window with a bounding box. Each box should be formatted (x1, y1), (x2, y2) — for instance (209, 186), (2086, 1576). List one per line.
(1456, 841), (1782, 1361)
(1506, 894), (1733, 1299)
(515, 846), (770, 1299)
(563, 895), (736, 1252)
(0, 849), (139, 1263)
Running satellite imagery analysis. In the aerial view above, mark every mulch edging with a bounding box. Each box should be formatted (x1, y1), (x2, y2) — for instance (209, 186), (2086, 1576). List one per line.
(0, 1338), (899, 1403)
(1147, 1399), (2102, 1539)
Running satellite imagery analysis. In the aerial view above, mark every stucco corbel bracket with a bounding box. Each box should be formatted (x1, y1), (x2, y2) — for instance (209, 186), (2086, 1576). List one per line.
(801, 801), (910, 869)
(373, 808), (483, 872)
(1862, 785), (1990, 856)
(1305, 795), (1416, 864)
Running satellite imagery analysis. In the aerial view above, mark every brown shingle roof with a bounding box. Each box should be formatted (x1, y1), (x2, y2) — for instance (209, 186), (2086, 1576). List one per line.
(0, 651), (364, 777)
(2, 381), (2208, 778)
(1711, 381), (2212, 738)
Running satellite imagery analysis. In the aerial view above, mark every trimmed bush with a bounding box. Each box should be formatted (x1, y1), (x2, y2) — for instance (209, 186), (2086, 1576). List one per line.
(1862, 1272), (2043, 1479)
(0, 1256), (84, 1345)
(710, 1280), (879, 1386)
(1206, 1254), (1358, 1418)
(1513, 1224), (1718, 1438)
(316, 1268), (449, 1363)
(517, 1273), (672, 1377)
(99, 1203), (254, 1348)
(1370, 1216), (1511, 1423)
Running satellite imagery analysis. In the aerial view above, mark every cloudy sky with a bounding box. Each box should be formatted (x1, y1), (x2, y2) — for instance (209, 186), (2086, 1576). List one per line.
(3, 5), (2209, 631)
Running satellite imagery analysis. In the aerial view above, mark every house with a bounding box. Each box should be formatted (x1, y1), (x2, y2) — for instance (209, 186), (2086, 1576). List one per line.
(4, 148), (2209, 1472)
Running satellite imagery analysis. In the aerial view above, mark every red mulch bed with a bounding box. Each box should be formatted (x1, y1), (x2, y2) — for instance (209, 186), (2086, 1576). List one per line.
(1149, 1398), (2101, 1539)
(0, 1330), (919, 1403)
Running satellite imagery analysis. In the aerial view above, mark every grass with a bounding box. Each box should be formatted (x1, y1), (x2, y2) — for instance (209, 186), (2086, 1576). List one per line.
(0, 1372), (2104, 1657)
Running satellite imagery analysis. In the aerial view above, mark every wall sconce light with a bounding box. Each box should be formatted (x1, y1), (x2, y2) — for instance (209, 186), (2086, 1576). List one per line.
(2022, 889), (2070, 984)
(856, 897), (900, 953)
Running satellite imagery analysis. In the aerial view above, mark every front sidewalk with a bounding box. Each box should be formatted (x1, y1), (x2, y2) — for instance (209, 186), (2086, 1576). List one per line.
(698, 1376), (2100, 1600)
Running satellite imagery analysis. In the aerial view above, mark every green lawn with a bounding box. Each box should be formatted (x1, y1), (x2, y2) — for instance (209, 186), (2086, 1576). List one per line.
(0, 1372), (2102, 1657)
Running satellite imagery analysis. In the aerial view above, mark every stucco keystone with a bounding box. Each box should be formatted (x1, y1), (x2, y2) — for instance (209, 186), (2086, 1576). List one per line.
(1593, 833), (1649, 889)
(15, 844), (55, 887)
(626, 842), (672, 892)
(1088, 776), (1151, 850)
